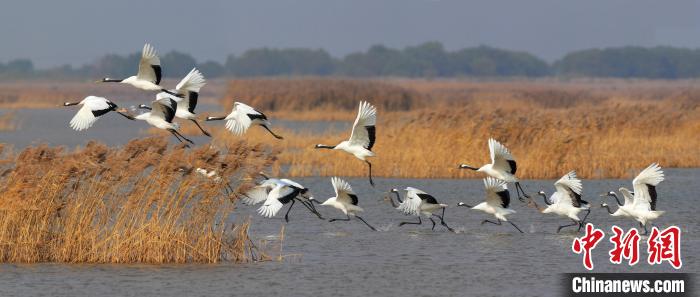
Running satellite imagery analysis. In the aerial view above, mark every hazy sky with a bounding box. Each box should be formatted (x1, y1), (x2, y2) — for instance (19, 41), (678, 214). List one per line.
(2, 0), (700, 67)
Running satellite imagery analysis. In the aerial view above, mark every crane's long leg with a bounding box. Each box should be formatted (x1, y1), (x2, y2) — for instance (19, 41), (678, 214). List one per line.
(168, 129), (186, 144)
(190, 119), (211, 137)
(298, 199), (324, 219)
(172, 130), (195, 144)
(354, 215), (377, 231)
(433, 208), (456, 232)
(515, 182), (530, 202)
(577, 209), (591, 232)
(640, 222), (649, 235)
(508, 220), (525, 233)
(284, 199), (296, 222)
(482, 219), (502, 225)
(429, 217), (437, 230)
(365, 160), (375, 187)
(399, 216), (422, 227)
(329, 215), (351, 222)
(261, 125), (283, 139)
(558, 219), (580, 233)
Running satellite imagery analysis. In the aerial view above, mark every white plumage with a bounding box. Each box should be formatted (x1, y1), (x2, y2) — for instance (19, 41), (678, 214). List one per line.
(602, 163), (665, 234)
(459, 138), (530, 200)
(390, 187), (454, 231)
(127, 97), (194, 145)
(530, 171), (590, 232)
(99, 43), (180, 97)
(320, 177), (376, 230)
(64, 96), (123, 131)
(258, 183), (297, 218)
(173, 68), (207, 117)
(245, 175), (321, 221)
(457, 177), (523, 233)
(315, 101), (377, 186)
(206, 102), (283, 139)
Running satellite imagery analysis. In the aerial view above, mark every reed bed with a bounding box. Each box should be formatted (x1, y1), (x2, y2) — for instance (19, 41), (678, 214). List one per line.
(0, 111), (18, 131)
(0, 137), (277, 263)
(224, 78), (426, 121)
(218, 78), (700, 179)
(0, 79), (229, 109)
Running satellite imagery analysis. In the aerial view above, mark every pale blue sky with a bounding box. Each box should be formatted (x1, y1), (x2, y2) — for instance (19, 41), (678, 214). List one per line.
(2, 0), (699, 67)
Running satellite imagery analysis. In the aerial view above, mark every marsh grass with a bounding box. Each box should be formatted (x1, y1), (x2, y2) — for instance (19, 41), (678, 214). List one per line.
(0, 137), (278, 263)
(217, 78), (700, 179)
(0, 112), (18, 131)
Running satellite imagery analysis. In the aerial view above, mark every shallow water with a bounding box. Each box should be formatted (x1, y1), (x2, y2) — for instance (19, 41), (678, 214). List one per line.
(1, 170), (698, 297)
(0, 107), (349, 148)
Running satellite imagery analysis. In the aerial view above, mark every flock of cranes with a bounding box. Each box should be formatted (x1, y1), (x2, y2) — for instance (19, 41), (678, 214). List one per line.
(64, 43), (667, 234)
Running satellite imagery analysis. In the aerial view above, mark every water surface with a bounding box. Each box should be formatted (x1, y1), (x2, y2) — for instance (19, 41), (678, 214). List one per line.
(1, 170), (697, 297)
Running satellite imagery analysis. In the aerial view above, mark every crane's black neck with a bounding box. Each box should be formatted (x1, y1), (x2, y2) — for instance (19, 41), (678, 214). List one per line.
(102, 78), (123, 83)
(206, 116), (226, 121)
(608, 193), (623, 206)
(315, 144), (335, 149)
(602, 204), (615, 215)
(459, 164), (478, 171)
(392, 191), (403, 204)
(539, 192), (552, 205)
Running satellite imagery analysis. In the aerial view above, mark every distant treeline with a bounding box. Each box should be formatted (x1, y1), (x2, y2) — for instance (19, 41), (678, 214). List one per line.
(4, 43), (700, 79)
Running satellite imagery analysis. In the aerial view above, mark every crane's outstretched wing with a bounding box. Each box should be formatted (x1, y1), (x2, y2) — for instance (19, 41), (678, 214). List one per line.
(484, 177), (510, 208)
(69, 96), (116, 131)
(632, 163), (664, 211)
(348, 101), (377, 151)
(136, 43), (162, 85)
(175, 68), (206, 113)
(223, 102), (265, 135)
(332, 177), (358, 206)
(398, 187), (424, 215)
(258, 184), (296, 218)
(554, 171), (584, 207)
(151, 97), (177, 123)
(242, 179), (279, 205)
(489, 138), (517, 175)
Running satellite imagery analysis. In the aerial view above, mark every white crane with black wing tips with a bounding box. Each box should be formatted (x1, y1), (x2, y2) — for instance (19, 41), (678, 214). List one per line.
(527, 171), (590, 233)
(629, 163), (666, 234)
(206, 102), (283, 139)
(118, 96), (194, 146)
(458, 138), (530, 201)
(601, 163), (665, 234)
(456, 177), (524, 233)
(320, 177), (377, 231)
(140, 68), (210, 136)
(63, 96), (134, 131)
(389, 187), (454, 232)
(98, 43), (182, 97)
(243, 173), (323, 220)
(315, 101), (377, 186)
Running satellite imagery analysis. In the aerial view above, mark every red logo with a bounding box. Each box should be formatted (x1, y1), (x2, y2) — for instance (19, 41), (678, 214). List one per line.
(571, 224), (683, 270)
(609, 226), (640, 266)
(572, 223), (605, 270)
(647, 226), (682, 269)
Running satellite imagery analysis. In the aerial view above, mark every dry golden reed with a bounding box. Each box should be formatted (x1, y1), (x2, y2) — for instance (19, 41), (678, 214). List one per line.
(219, 78), (700, 179)
(0, 79), (229, 109)
(0, 137), (277, 263)
(0, 111), (18, 131)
